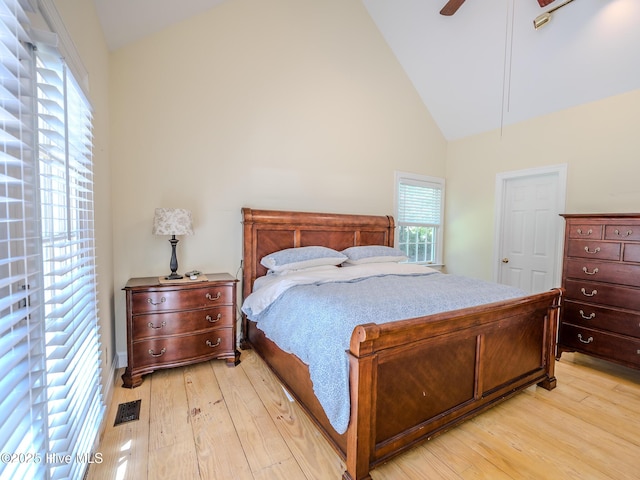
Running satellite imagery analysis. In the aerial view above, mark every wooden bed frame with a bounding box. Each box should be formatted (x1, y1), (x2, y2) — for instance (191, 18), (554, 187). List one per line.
(241, 208), (562, 480)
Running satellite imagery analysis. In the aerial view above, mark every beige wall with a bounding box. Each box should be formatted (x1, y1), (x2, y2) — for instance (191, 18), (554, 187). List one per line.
(445, 89), (640, 280)
(109, 0), (447, 360)
(53, 2), (114, 387)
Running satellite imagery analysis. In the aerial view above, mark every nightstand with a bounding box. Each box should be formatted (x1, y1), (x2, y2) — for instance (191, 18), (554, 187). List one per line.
(122, 273), (239, 388)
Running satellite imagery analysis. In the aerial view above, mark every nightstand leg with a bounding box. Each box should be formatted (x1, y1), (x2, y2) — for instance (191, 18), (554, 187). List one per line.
(122, 369), (144, 388)
(226, 350), (241, 367)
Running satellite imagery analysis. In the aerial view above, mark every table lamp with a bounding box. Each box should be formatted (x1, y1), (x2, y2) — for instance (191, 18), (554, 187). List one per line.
(152, 208), (194, 279)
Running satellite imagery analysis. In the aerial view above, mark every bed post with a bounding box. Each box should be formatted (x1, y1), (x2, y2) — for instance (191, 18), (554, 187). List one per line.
(537, 287), (563, 390)
(240, 208), (255, 349)
(343, 324), (379, 480)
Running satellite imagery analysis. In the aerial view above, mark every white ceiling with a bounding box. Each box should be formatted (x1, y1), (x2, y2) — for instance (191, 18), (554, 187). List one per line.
(93, 0), (640, 140)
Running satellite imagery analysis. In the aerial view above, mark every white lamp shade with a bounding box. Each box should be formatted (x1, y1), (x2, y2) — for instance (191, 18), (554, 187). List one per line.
(152, 208), (194, 236)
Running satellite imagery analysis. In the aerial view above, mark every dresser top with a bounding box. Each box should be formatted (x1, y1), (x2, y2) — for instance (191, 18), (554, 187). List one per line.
(124, 272), (237, 289)
(561, 213), (640, 219)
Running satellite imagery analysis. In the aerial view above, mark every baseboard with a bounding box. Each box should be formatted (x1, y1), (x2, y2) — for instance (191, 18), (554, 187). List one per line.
(116, 350), (127, 369)
(104, 351), (119, 404)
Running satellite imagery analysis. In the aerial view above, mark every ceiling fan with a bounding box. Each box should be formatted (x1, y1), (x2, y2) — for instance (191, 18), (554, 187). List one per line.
(439, 0), (556, 16)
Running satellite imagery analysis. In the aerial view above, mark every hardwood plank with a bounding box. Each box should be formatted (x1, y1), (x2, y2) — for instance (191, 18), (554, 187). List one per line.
(148, 368), (199, 478)
(86, 373), (151, 480)
(414, 429), (513, 480)
(465, 394), (618, 479)
(241, 349), (346, 479)
(211, 351), (305, 478)
(371, 441), (461, 480)
(182, 361), (253, 480)
(148, 440), (199, 479)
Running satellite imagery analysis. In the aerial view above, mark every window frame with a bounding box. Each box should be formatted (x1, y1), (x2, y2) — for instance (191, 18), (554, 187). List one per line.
(394, 171), (445, 266)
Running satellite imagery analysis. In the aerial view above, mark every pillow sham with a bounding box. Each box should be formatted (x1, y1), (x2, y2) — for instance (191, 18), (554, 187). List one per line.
(341, 245), (408, 264)
(260, 246), (347, 272)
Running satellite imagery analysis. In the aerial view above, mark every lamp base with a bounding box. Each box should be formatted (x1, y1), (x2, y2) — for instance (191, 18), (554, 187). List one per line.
(166, 235), (183, 280)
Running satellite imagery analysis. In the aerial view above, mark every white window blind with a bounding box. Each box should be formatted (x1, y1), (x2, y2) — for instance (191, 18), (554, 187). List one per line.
(35, 37), (103, 480)
(0, 1), (48, 480)
(395, 172), (445, 264)
(1, 1), (103, 478)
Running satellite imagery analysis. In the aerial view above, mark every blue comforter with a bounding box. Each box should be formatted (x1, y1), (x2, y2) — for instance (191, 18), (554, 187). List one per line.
(242, 265), (526, 434)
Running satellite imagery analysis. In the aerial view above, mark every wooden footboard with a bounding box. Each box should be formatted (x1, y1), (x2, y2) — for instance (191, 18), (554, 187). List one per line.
(343, 289), (561, 480)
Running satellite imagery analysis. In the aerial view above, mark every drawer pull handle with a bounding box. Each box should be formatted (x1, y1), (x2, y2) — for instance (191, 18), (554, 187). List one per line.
(578, 333), (593, 343)
(206, 292), (221, 301)
(578, 334), (594, 344)
(614, 229), (632, 237)
(148, 347), (166, 357)
(206, 314), (222, 323)
(147, 297), (166, 306)
(579, 310), (596, 320)
(576, 228), (593, 236)
(583, 246), (600, 254)
(206, 338), (221, 348)
(582, 267), (598, 275)
(148, 321), (167, 329)
(581, 288), (597, 297)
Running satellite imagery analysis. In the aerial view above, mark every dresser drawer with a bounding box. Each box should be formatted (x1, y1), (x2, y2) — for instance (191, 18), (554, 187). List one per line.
(563, 258), (640, 287)
(559, 323), (640, 368)
(132, 305), (234, 340)
(132, 328), (234, 369)
(131, 284), (234, 313)
(566, 240), (620, 261)
(623, 244), (640, 263)
(604, 224), (640, 242)
(567, 224), (603, 240)
(562, 300), (640, 339)
(564, 279), (640, 311)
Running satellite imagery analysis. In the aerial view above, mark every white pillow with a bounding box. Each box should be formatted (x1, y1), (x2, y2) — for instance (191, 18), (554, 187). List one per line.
(341, 245), (408, 264)
(260, 246), (347, 272)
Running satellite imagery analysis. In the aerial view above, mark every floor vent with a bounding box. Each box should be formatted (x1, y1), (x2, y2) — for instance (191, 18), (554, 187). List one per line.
(114, 399), (141, 426)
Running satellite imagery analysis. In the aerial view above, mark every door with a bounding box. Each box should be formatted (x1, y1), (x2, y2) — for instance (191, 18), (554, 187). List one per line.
(494, 165), (567, 293)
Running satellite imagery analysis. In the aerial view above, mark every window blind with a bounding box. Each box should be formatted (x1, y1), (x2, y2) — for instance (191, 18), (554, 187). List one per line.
(35, 39), (103, 480)
(0, 1), (48, 479)
(397, 178), (443, 226)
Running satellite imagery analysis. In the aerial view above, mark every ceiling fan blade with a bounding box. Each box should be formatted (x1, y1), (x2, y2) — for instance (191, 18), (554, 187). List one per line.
(440, 0), (466, 16)
(537, 0), (556, 6)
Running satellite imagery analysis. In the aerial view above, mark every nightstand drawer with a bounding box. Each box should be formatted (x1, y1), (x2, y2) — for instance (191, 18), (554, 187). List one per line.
(559, 323), (640, 367)
(132, 305), (234, 340)
(131, 284), (234, 313)
(132, 328), (234, 369)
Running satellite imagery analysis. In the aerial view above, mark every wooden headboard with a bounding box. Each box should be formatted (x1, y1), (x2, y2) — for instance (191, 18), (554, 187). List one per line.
(241, 208), (395, 302)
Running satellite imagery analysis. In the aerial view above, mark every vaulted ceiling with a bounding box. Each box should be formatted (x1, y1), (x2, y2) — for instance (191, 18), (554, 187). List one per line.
(93, 0), (640, 140)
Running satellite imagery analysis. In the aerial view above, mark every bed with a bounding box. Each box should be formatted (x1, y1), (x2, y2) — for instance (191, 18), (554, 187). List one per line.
(240, 208), (562, 480)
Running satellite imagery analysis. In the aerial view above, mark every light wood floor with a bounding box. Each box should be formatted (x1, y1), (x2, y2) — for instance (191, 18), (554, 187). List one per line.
(87, 350), (640, 480)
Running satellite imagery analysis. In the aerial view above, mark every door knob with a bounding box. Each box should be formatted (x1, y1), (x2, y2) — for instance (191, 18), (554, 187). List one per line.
(502, 258), (509, 263)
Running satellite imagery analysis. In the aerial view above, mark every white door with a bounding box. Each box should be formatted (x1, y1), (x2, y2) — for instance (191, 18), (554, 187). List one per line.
(494, 165), (567, 293)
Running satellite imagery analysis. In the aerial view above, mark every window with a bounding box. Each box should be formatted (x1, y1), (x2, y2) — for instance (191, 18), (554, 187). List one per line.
(0, 1), (48, 479)
(0, 1), (103, 479)
(36, 38), (103, 480)
(395, 171), (445, 265)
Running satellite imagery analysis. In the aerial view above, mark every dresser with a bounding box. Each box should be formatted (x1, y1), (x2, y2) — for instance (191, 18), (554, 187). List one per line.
(122, 273), (239, 388)
(558, 214), (640, 370)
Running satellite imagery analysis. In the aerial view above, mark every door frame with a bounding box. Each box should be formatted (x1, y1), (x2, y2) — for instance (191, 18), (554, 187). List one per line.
(492, 163), (568, 288)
